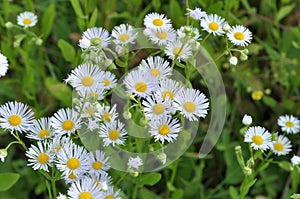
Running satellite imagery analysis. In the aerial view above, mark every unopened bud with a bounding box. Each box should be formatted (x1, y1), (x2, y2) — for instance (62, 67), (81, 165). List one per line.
(222, 23), (231, 32)
(122, 110), (132, 119)
(240, 53), (248, 61)
(229, 56), (238, 66)
(243, 166), (252, 175)
(5, 22), (13, 29)
(0, 149), (8, 162)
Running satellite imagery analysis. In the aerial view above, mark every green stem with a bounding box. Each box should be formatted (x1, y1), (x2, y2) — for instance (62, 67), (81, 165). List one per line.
(132, 175), (140, 199)
(11, 131), (28, 150)
(115, 172), (128, 186)
(165, 159), (179, 199)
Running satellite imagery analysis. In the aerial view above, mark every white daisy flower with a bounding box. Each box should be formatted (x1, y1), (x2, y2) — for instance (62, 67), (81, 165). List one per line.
(200, 14), (226, 36)
(51, 108), (81, 136)
(277, 115), (300, 134)
(148, 27), (176, 45)
(271, 135), (292, 156)
(79, 27), (110, 49)
(90, 172), (113, 192)
(86, 118), (99, 131)
(65, 64), (104, 93)
(227, 25), (252, 47)
(144, 12), (172, 30)
(186, 7), (207, 20)
(158, 79), (183, 101)
(17, 11), (38, 28)
(63, 170), (85, 184)
(77, 87), (107, 101)
(100, 71), (117, 90)
(244, 126), (272, 151)
(128, 156), (143, 170)
(291, 155), (300, 166)
(0, 53), (9, 78)
(95, 104), (118, 123)
(26, 117), (53, 140)
(142, 95), (173, 121)
(101, 186), (122, 199)
(25, 141), (54, 172)
(165, 39), (192, 61)
(149, 117), (181, 144)
(242, 114), (252, 125)
(87, 150), (110, 176)
(177, 26), (201, 42)
(75, 101), (97, 118)
(138, 56), (172, 80)
(174, 88), (209, 121)
(0, 101), (34, 132)
(123, 69), (158, 98)
(111, 24), (138, 45)
(51, 135), (74, 154)
(99, 120), (127, 147)
(67, 177), (102, 199)
(56, 143), (90, 177)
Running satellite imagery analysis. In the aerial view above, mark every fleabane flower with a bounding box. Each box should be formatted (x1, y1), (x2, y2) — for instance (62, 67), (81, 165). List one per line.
(158, 79), (183, 101)
(177, 26), (201, 42)
(65, 64), (104, 93)
(227, 25), (252, 47)
(291, 155), (300, 166)
(99, 120), (127, 147)
(0, 101), (34, 132)
(67, 177), (102, 199)
(271, 135), (292, 156)
(138, 56), (172, 80)
(186, 7), (207, 20)
(95, 104), (118, 123)
(174, 88), (209, 121)
(100, 71), (117, 90)
(149, 117), (181, 144)
(0, 52), (9, 78)
(51, 108), (81, 136)
(111, 24), (138, 45)
(148, 27), (176, 45)
(165, 39), (192, 61)
(128, 156), (143, 170)
(277, 115), (300, 134)
(142, 95), (173, 121)
(26, 141), (54, 172)
(27, 117), (54, 140)
(242, 114), (252, 125)
(87, 150), (110, 176)
(200, 14), (226, 36)
(17, 11), (38, 28)
(244, 126), (272, 151)
(144, 12), (172, 30)
(123, 69), (158, 98)
(79, 27), (110, 49)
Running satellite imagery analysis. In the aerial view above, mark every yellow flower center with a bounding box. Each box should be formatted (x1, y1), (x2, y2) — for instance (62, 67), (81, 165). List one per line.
(68, 171), (77, 179)
(56, 146), (62, 152)
(162, 90), (174, 100)
(234, 32), (245, 40)
(135, 82), (148, 93)
(23, 18), (32, 25)
(158, 124), (170, 135)
(38, 153), (49, 164)
(173, 47), (184, 57)
(252, 135), (263, 145)
(153, 18), (163, 26)
(208, 22), (219, 31)
(8, 115), (22, 126)
(156, 31), (168, 39)
(85, 108), (94, 116)
(251, 91), (264, 101)
(82, 76), (94, 87)
(150, 68), (160, 77)
(62, 120), (74, 131)
(274, 142), (284, 152)
(103, 78), (110, 86)
(119, 33), (130, 42)
(105, 195), (115, 199)
(101, 112), (111, 122)
(67, 157), (80, 170)
(152, 104), (165, 115)
(183, 101), (196, 113)
(109, 130), (119, 140)
(92, 161), (102, 170)
(39, 130), (50, 139)
(285, 121), (294, 128)
(79, 192), (92, 199)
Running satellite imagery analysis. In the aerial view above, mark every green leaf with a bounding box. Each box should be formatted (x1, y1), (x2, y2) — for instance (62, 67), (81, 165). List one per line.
(262, 96), (277, 108)
(229, 186), (239, 199)
(88, 8), (98, 28)
(278, 161), (293, 172)
(171, 189), (184, 199)
(45, 77), (72, 106)
(169, 0), (182, 27)
(291, 168), (300, 193)
(139, 188), (162, 199)
(70, 0), (85, 30)
(13, 34), (26, 48)
(58, 39), (76, 63)
(140, 173), (162, 186)
(152, 0), (161, 11)
(275, 4), (295, 24)
(0, 173), (20, 191)
(41, 4), (56, 39)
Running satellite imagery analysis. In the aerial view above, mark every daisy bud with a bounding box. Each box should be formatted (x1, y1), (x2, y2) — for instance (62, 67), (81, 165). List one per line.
(291, 155), (300, 166)
(242, 114), (252, 125)
(122, 110), (132, 119)
(264, 88), (271, 95)
(35, 38), (43, 46)
(247, 157), (254, 167)
(229, 56), (238, 66)
(242, 49), (249, 54)
(243, 166), (252, 175)
(240, 53), (248, 61)
(143, 28), (152, 37)
(157, 152), (167, 165)
(222, 23), (231, 32)
(5, 22), (13, 29)
(0, 149), (8, 162)
(235, 145), (245, 168)
(192, 41), (200, 51)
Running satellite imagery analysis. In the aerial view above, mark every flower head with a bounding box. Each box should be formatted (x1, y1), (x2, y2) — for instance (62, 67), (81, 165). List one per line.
(79, 27), (110, 49)
(17, 11), (38, 28)
(111, 24), (138, 45)
(27, 117), (53, 140)
(99, 120), (127, 147)
(242, 114), (252, 125)
(128, 156), (143, 170)
(271, 135), (292, 156)
(291, 155), (300, 166)
(67, 177), (102, 199)
(244, 126), (272, 151)
(201, 14), (226, 36)
(277, 115), (300, 134)
(165, 39), (192, 61)
(227, 25), (252, 47)
(186, 7), (207, 20)
(144, 12), (172, 30)
(0, 53), (9, 78)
